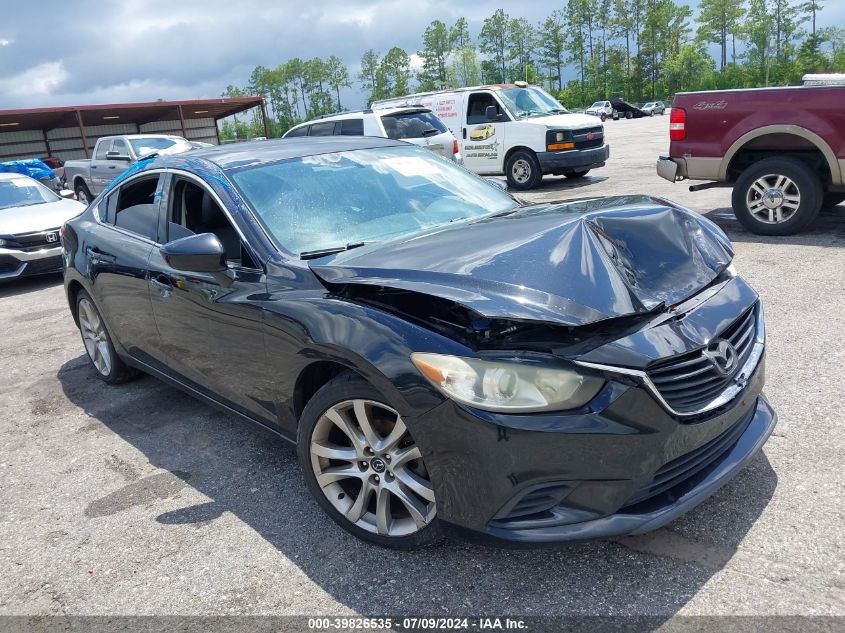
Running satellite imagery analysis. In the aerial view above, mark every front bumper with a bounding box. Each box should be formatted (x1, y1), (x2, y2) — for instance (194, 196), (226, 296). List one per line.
(0, 246), (63, 280)
(415, 346), (773, 544)
(537, 144), (610, 174)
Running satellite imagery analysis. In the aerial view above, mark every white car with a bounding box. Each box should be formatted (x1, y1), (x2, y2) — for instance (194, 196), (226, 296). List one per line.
(284, 108), (462, 164)
(0, 173), (84, 281)
(586, 101), (613, 121)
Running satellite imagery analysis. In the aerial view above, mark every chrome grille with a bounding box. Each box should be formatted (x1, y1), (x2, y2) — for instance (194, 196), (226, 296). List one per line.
(647, 305), (758, 413)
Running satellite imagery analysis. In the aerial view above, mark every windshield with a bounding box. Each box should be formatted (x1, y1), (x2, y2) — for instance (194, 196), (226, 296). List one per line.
(0, 177), (59, 211)
(644, 103), (655, 107)
(128, 137), (188, 157)
(229, 146), (516, 256)
(590, 102), (606, 108)
(497, 87), (568, 119)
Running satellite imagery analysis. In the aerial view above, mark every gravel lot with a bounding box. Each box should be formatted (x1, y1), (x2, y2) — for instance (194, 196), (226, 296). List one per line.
(1, 114), (843, 620)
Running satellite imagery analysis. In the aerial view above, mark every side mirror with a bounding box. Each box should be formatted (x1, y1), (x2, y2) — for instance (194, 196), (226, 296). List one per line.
(59, 189), (75, 200)
(160, 233), (226, 273)
(106, 151), (131, 161)
(485, 105), (502, 122)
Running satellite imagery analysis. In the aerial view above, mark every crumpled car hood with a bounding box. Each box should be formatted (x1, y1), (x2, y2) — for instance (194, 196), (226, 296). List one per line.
(310, 196), (734, 327)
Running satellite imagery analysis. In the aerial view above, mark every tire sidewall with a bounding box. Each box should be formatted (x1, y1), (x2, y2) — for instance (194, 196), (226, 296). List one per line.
(296, 372), (443, 549)
(505, 151), (542, 191)
(75, 290), (127, 384)
(75, 183), (92, 206)
(731, 157), (822, 236)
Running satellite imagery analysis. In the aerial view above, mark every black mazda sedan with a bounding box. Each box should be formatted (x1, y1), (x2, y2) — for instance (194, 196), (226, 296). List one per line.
(61, 137), (776, 548)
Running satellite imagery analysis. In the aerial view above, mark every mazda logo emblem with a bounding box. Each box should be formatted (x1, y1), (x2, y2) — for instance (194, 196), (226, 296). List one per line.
(703, 339), (738, 376)
(370, 457), (386, 473)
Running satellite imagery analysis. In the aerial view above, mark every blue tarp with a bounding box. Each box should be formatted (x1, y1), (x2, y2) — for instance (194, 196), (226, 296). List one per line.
(0, 159), (57, 183)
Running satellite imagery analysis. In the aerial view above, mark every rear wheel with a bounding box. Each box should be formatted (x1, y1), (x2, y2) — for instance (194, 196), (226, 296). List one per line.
(297, 372), (442, 549)
(505, 150), (542, 191)
(600, 113), (607, 122)
(76, 290), (138, 384)
(731, 157), (823, 235)
(74, 182), (93, 206)
(625, 111), (633, 119)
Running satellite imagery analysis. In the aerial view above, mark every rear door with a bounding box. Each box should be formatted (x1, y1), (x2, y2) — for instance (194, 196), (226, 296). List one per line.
(87, 172), (164, 364)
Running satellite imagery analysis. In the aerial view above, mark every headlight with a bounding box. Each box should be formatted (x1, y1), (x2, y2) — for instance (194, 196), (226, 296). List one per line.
(411, 353), (604, 413)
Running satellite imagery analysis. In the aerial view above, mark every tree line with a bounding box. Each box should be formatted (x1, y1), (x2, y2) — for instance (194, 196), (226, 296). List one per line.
(220, 0), (843, 141)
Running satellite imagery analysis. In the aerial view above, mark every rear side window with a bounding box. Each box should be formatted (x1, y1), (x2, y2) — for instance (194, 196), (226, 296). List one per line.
(110, 176), (160, 241)
(381, 111), (447, 140)
(339, 119), (364, 136)
(285, 126), (308, 137)
(309, 121), (337, 137)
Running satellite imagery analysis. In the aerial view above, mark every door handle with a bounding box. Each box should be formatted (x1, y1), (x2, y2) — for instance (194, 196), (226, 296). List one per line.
(85, 246), (115, 263)
(109, 165), (116, 169)
(462, 128), (467, 139)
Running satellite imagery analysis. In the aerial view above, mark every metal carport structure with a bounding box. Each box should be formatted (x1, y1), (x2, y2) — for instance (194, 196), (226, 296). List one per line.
(0, 97), (268, 162)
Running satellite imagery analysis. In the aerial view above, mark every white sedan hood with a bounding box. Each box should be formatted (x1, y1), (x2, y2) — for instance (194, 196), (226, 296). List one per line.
(0, 198), (85, 236)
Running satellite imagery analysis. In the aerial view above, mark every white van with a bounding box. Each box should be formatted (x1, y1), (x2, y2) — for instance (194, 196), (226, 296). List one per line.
(372, 82), (609, 190)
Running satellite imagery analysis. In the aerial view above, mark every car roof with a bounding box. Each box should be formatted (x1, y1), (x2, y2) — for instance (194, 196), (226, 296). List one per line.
(173, 136), (408, 171)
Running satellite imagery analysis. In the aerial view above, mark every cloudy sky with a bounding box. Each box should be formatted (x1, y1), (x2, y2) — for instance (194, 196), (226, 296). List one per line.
(1, 0), (842, 112)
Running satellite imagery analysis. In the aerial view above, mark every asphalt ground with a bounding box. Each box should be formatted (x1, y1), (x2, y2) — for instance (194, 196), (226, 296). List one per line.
(0, 114), (843, 623)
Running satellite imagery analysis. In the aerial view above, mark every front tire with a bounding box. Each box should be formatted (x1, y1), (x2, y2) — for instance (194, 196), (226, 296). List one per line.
(731, 157), (823, 235)
(600, 113), (607, 122)
(505, 150), (542, 191)
(297, 372), (442, 549)
(75, 290), (138, 384)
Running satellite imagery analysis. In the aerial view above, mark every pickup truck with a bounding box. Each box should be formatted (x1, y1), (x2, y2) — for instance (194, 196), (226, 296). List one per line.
(657, 81), (845, 235)
(64, 134), (193, 204)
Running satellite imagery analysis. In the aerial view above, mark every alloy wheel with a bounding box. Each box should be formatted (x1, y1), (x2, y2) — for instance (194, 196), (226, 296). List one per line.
(511, 159), (532, 185)
(78, 298), (112, 376)
(76, 188), (90, 205)
(746, 173), (801, 224)
(309, 399), (436, 537)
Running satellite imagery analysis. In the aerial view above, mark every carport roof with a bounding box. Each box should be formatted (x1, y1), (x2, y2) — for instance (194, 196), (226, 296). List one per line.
(0, 97), (263, 132)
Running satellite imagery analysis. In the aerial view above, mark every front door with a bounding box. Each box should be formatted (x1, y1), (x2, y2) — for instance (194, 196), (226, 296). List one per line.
(146, 173), (271, 422)
(462, 91), (507, 175)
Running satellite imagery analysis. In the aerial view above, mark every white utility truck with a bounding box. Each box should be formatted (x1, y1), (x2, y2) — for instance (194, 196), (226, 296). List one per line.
(372, 82), (609, 190)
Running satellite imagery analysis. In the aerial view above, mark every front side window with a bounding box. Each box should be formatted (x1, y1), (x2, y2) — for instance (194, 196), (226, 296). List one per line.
(228, 145), (516, 257)
(381, 111), (446, 140)
(94, 140), (113, 160)
(167, 177), (254, 267)
(111, 176), (160, 241)
(0, 176), (60, 210)
(111, 139), (130, 156)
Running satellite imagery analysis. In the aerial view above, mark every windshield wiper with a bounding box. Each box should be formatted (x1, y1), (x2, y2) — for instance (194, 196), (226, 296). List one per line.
(421, 127), (440, 137)
(300, 242), (367, 260)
